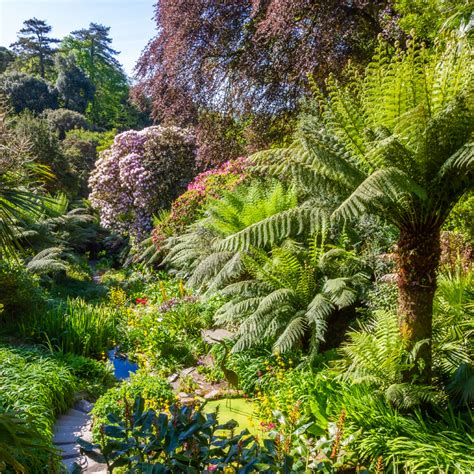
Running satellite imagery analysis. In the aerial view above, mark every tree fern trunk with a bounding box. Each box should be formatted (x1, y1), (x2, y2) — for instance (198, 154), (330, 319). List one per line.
(397, 226), (441, 383)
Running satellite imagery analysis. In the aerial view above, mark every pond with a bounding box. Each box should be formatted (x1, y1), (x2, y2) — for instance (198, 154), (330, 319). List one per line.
(107, 348), (138, 380)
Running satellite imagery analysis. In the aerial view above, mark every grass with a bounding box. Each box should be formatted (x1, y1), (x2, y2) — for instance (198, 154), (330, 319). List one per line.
(19, 297), (121, 357)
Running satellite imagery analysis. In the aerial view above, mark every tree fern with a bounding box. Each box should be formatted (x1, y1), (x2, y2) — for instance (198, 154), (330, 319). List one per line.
(166, 180), (299, 291)
(245, 29), (473, 379)
(215, 236), (369, 355)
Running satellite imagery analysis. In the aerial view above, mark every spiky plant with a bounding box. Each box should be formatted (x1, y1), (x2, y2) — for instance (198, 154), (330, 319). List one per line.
(222, 30), (473, 380)
(166, 180), (298, 292)
(0, 99), (50, 255)
(215, 231), (368, 356)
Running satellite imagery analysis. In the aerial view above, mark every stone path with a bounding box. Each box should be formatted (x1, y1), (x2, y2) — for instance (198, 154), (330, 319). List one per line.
(53, 400), (107, 473)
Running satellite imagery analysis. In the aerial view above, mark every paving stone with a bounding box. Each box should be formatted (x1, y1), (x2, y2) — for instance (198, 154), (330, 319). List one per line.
(75, 400), (94, 413)
(67, 408), (91, 419)
(57, 442), (81, 459)
(180, 367), (197, 377)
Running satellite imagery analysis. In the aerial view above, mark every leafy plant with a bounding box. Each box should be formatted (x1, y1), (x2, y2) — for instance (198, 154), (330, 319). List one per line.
(231, 30), (473, 380)
(166, 180), (298, 292)
(216, 234), (368, 355)
(0, 412), (60, 474)
(91, 371), (176, 442)
(0, 345), (76, 441)
(82, 396), (295, 472)
(20, 298), (120, 357)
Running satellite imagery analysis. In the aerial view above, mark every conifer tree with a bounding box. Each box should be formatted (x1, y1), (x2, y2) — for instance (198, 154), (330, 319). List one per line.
(10, 18), (59, 78)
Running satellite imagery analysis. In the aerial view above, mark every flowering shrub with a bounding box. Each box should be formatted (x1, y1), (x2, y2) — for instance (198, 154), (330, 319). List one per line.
(89, 126), (195, 240)
(151, 156), (249, 251)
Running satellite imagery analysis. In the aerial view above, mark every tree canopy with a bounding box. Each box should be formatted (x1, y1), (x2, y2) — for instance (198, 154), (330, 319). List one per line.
(62, 23), (129, 128)
(10, 18), (59, 79)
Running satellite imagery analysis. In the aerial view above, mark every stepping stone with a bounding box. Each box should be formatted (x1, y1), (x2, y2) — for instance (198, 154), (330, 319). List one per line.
(68, 408), (91, 419)
(180, 367), (197, 377)
(58, 442), (81, 459)
(202, 329), (234, 344)
(53, 430), (83, 445)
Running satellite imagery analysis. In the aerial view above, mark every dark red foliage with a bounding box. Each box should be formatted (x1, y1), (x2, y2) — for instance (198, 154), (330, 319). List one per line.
(133, 0), (396, 125)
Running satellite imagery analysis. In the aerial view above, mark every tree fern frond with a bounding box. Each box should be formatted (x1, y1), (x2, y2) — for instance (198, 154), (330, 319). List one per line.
(273, 315), (307, 353)
(218, 207), (329, 252)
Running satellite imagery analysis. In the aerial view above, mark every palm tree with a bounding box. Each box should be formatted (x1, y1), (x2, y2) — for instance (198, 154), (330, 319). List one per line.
(219, 30), (473, 380)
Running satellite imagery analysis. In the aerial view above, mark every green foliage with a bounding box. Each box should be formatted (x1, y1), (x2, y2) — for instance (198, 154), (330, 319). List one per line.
(20, 298), (120, 357)
(42, 107), (90, 139)
(0, 71), (57, 113)
(61, 129), (102, 197)
(394, 0), (473, 40)
(216, 236), (368, 355)
(252, 31), (473, 236)
(10, 18), (59, 79)
(0, 412), (59, 474)
(61, 23), (130, 128)
(91, 371), (175, 442)
(0, 101), (50, 255)
(337, 311), (439, 408)
(84, 396), (295, 472)
(338, 270), (474, 407)
(0, 344), (76, 439)
(0, 47), (15, 74)
(0, 258), (44, 319)
(432, 270), (474, 405)
(55, 54), (95, 114)
(443, 193), (474, 239)
(333, 385), (474, 473)
(13, 112), (76, 194)
(52, 352), (116, 399)
(167, 180), (298, 292)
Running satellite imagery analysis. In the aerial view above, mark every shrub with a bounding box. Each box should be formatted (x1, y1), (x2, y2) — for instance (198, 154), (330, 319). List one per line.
(0, 259), (44, 320)
(0, 345), (77, 439)
(83, 396), (295, 472)
(42, 107), (90, 139)
(61, 129), (101, 197)
(14, 112), (77, 195)
(0, 71), (58, 113)
(150, 156), (249, 254)
(89, 126), (196, 240)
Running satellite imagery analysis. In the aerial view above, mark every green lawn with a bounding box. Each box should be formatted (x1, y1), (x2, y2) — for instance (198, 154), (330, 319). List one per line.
(203, 397), (264, 438)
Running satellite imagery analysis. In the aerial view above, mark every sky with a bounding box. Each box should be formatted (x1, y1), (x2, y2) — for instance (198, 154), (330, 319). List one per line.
(0, 0), (157, 76)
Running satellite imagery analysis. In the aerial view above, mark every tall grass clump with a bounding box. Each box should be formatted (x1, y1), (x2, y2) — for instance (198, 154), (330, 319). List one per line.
(21, 298), (121, 357)
(0, 345), (76, 439)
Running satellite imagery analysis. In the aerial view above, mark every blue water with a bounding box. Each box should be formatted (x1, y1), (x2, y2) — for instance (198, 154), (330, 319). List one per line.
(107, 349), (138, 380)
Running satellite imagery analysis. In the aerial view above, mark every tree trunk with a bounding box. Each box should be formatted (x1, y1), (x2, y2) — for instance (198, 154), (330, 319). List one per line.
(397, 226), (441, 383)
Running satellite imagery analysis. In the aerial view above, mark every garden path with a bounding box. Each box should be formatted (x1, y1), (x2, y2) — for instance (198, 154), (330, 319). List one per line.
(53, 400), (107, 473)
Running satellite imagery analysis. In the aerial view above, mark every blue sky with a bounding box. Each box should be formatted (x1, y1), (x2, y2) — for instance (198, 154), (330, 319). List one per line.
(0, 0), (157, 76)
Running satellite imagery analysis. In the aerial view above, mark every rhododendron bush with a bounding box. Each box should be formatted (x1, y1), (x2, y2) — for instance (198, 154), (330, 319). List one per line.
(151, 157), (249, 252)
(89, 126), (195, 240)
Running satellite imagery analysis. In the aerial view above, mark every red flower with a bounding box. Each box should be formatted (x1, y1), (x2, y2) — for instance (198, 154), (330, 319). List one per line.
(135, 297), (148, 305)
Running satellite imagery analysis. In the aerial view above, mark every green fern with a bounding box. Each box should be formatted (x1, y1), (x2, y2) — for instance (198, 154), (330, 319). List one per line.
(215, 237), (368, 355)
(166, 180), (299, 291)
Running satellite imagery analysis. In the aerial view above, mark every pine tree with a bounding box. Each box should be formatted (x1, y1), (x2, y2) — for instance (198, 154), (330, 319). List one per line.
(10, 18), (59, 78)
